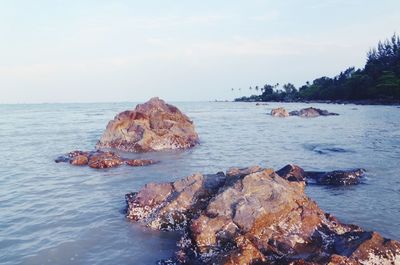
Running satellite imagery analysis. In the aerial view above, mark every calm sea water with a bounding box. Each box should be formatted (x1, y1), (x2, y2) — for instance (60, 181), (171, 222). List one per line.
(0, 102), (399, 265)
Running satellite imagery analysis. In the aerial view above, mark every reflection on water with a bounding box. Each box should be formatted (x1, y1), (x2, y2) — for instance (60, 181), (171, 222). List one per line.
(0, 102), (399, 264)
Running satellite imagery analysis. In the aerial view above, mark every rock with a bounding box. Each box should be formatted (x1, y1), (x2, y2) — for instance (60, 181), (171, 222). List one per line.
(70, 155), (89, 166)
(226, 165), (263, 177)
(271, 107), (289, 117)
(126, 166), (400, 264)
(276, 164), (306, 181)
(96, 97), (199, 152)
(290, 107), (339, 117)
(55, 150), (157, 169)
(306, 168), (365, 186)
(88, 151), (123, 169)
(125, 159), (158, 167)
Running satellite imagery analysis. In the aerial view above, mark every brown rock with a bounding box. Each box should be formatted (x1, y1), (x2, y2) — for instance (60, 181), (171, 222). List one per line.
(56, 150), (160, 169)
(70, 155), (89, 166)
(126, 166), (400, 264)
(271, 107), (289, 117)
(96, 97), (199, 152)
(88, 151), (123, 169)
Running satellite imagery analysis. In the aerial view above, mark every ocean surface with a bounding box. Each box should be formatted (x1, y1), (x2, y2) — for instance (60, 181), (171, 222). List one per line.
(0, 102), (399, 265)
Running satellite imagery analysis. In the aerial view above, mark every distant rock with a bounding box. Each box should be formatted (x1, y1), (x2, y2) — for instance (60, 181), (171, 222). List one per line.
(126, 166), (400, 264)
(55, 150), (158, 169)
(271, 107), (289, 117)
(291, 107), (339, 117)
(271, 107), (338, 118)
(96, 97), (199, 152)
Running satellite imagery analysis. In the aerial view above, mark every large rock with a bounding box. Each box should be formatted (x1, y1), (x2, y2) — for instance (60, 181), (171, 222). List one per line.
(125, 166), (400, 264)
(96, 97), (199, 152)
(271, 107), (289, 117)
(55, 150), (158, 169)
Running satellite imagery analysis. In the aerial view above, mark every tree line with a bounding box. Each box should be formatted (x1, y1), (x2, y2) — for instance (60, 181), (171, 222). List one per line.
(235, 34), (400, 102)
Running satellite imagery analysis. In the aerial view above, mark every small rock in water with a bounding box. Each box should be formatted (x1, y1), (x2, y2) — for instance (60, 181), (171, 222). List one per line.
(306, 168), (365, 186)
(271, 107), (338, 118)
(126, 166), (399, 264)
(125, 159), (159, 167)
(55, 150), (158, 169)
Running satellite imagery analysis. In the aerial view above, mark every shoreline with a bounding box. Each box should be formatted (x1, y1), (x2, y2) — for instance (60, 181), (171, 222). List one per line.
(234, 99), (400, 106)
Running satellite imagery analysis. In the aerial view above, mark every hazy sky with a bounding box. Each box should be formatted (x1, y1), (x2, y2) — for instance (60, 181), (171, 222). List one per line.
(1, 0), (400, 103)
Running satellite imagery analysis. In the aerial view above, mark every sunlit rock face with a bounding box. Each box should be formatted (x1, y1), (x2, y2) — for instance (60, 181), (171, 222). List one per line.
(96, 97), (199, 152)
(126, 166), (400, 265)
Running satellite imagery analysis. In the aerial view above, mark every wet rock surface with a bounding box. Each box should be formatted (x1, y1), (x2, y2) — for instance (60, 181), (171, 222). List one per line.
(276, 165), (365, 186)
(96, 97), (199, 152)
(306, 168), (365, 186)
(126, 166), (399, 264)
(55, 150), (158, 169)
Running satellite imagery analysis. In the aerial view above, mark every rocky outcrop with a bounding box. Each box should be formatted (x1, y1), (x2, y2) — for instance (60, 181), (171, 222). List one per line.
(276, 164), (365, 186)
(271, 107), (289, 117)
(55, 150), (158, 169)
(126, 166), (400, 264)
(96, 97), (199, 152)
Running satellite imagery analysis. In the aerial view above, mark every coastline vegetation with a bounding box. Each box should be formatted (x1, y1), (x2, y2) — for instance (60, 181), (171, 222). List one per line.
(235, 34), (400, 103)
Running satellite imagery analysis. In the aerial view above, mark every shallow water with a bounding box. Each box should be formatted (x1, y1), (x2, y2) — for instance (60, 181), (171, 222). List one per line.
(0, 102), (399, 265)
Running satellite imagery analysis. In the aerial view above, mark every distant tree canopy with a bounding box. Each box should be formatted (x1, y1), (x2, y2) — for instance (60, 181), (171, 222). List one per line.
(235, 34), (400, 102)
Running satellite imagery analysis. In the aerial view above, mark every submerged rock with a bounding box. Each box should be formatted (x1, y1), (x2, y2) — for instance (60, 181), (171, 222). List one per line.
(96, 97), (199, 152)
(126, 166), (399, 264)
(271, 107), (289, 117)
(125, 159), (158, 167)
(55, 150), (158, 169)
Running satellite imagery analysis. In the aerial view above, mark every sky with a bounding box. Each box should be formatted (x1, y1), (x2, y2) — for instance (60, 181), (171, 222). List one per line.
(1, 0), (400, 103)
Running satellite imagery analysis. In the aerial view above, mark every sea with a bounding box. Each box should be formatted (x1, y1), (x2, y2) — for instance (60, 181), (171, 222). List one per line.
(0, 102), (399, 264)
